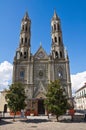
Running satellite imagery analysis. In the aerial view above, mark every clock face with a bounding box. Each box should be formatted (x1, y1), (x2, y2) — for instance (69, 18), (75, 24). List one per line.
(37, 51), (44, 58)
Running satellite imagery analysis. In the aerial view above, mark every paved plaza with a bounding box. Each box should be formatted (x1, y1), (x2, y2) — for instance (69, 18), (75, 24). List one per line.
(0, 115), (86, 130)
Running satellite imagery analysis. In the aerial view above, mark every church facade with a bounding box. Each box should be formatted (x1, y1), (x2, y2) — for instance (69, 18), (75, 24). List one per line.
(12, 11), (72, 115)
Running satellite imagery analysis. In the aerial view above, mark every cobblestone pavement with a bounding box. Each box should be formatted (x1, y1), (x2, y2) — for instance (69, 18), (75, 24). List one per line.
(0, 116), (86, 130)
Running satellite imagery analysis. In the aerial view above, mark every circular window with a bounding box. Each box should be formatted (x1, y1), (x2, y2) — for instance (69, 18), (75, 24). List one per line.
(39, 70), (43, 77)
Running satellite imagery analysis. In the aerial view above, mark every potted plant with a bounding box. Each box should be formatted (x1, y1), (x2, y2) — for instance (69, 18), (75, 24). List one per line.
(30, 108), (34, 116)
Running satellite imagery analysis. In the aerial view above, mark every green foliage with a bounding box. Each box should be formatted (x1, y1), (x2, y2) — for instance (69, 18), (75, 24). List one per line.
(5, 82), (26, 115)
(45, 80), (69, 120)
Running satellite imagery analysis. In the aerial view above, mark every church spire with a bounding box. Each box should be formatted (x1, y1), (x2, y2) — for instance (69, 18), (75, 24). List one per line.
(15, 11), (31, 61)
(51, 11), (64, 59)
(52, 10), (59, 20)
(20, 11), (31, 48)
(22, 11), (30, 20)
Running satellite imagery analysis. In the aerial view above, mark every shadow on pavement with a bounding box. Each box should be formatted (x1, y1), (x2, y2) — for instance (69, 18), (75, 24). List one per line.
(20, 118), (50, 123)
(0, 119), (13, 126)
(59, 119), (86, 123)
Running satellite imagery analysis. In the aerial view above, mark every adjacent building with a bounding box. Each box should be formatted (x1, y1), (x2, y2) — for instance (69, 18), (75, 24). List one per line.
(74, 83), (86, 110)
(0, 91), (8, 112)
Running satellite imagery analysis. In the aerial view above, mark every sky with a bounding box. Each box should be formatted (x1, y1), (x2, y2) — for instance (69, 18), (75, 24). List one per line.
(0, 0), (86, 94)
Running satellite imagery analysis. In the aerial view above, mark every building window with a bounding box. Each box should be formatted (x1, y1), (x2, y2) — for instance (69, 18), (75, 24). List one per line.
(21, 38), (23, 44)
(24, 51), (27, 59)
(28, 39), (30, 45)
(20, 52), (22, 57)
(4, 104), (7, 113)
(22, 25), (24, 31)
(57, 70), (63, 79)
(25, 25), (27, 31)
(54, 24), (56, 30)
(80, 92), (81, 97)
(55, 51), (58, 58)
(55, 37), (57, 42)
(60, 51), (62, 58)
(58, 24), (60, 31)
(82, 91), (83, 96)
(20, 71), (24, 78)
(84, 90), (85, 95)
(59, 37), (61, 44)
(25, 37), (27, 43)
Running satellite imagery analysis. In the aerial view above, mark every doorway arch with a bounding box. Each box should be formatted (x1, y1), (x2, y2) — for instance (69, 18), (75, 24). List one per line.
(38, 99), (45, 115)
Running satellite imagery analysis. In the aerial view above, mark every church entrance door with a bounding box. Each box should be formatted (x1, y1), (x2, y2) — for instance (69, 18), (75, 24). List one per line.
(38, 99), (45, 115)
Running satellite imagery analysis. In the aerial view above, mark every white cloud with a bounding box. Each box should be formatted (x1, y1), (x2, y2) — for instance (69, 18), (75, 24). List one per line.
(71, 71), (86, 95)
(0, 61), (13, 91)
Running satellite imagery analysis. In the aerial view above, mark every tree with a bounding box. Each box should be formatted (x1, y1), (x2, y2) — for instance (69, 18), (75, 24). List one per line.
(45, 80), (69, 121)
(5, 82), (26, 121)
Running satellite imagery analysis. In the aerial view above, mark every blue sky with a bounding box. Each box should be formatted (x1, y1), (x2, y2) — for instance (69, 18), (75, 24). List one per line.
(0, 0), (86, 92)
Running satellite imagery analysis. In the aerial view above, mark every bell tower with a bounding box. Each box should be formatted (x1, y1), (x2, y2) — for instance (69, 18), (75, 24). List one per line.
(50, 11), (72, 99)
(15, 12), (31, 60)
(51, 11), (64, 59)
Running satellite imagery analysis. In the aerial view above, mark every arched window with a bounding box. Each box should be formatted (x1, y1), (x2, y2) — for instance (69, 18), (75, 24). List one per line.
(55, 37), (57, 42)
(59, 37), (61, 44)
(28, 39), (30, 46)
(4, 104), (7, 113)
(59, 37), (61, 42)
(20, 71), (24, 78)
(25, 37), (27, 43)
(24, 51), (27, 59)
(25, 25), (27, 31)
(60, 51), (62, 58)
(55, 51), (58, 58)
(21, 38), (23, 44)
(54, 24), (56, 30)
(58, 70), (63, 79)
(22, 25), (24, 31)
(58, 24), (60, 31)
(20, 52), (22, 57)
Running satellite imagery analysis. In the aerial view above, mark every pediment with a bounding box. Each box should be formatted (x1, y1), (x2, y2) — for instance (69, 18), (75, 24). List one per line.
(34, 81), (46, 98)
(36, 93), (46, 99)
(34, 45), (48, 59)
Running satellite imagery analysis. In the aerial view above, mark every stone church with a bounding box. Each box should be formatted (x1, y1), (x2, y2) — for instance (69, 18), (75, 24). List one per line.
(12, 11), (72, 115)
